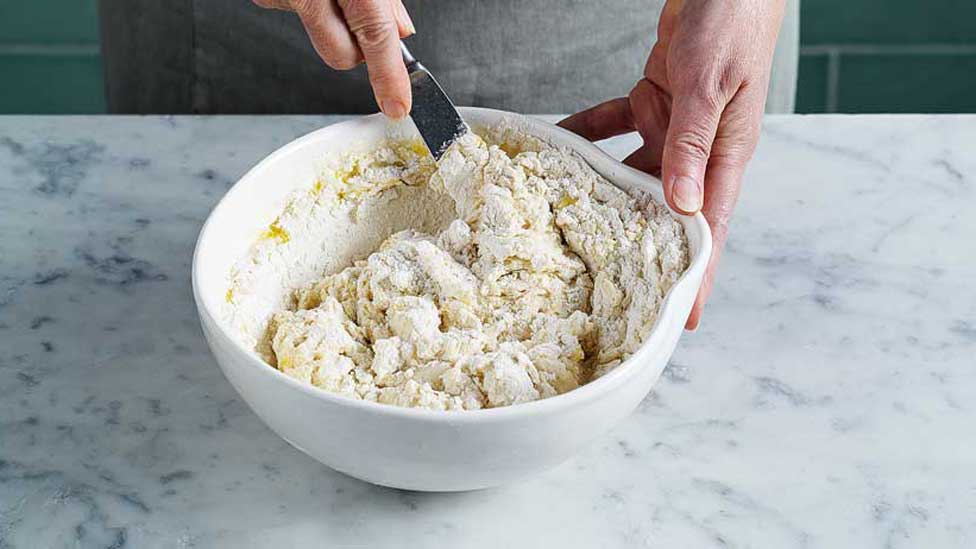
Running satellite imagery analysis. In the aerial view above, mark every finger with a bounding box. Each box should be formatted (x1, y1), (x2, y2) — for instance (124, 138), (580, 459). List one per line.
(294, 0), (363, 70)
(340, 0), (412, 118)
(627, 78), (671, 172)
(684, 87), (760, 330)
(623, 145), (661, 177)
(557, 97), (634, 142)
(661, 91), (723, 215)
(644, 42), (670, 89)
(684, 160), (741, 330)
(685, 278), (707, 329)
(388, 0), (416, 37)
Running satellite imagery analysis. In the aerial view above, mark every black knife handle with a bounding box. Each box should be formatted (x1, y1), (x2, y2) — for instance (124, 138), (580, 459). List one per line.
(400, 41), (422, 72)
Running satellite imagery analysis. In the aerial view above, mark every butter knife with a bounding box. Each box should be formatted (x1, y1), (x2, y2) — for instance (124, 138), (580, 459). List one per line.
(400, 41), (468, 160)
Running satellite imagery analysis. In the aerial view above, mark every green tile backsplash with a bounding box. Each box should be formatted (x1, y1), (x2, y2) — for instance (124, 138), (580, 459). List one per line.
(0, 2), (100, 44)
(0, 55), (106, 114)
(837, 54), (976, 113)
(0, 1), (973, 114)
(796, 54), (829, 114)
(801, 0), (976, 46)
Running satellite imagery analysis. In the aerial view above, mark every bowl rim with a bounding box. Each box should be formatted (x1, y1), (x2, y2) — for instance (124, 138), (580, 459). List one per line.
(191, 107), (712, 423)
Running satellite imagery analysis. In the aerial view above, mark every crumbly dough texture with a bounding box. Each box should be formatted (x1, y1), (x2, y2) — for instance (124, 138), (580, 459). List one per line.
(259, 129), (688, 410)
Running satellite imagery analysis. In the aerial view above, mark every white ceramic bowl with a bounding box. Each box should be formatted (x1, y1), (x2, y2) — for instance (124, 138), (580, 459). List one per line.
(192, 107), (712, 491)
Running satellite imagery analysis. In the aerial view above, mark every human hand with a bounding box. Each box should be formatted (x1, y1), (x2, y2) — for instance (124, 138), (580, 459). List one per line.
(559, 0), (785, 330)
(253, 0), (416, 118)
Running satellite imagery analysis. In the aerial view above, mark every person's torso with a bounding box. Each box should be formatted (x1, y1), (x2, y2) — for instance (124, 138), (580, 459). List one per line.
(101, 0), (661, 113)
(100, 0), (796, 114)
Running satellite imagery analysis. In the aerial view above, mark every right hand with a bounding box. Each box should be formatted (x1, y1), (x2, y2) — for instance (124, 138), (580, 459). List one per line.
(253, 0), (416, 118)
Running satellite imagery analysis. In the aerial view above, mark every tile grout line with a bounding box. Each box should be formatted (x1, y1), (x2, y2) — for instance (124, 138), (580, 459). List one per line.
(802, 43), (976, 55)
(825, 48), (840, 114)
(0, 44), (100, 56)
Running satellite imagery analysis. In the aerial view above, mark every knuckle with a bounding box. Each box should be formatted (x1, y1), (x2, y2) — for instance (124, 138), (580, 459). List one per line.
(353, 19), (397, 51)
(690, 83), (725, 111)
(671, 129), (712, 161)
(717, 61), (745, 97)
(678, 64), (739, 110)
(341, 0), (396, 50)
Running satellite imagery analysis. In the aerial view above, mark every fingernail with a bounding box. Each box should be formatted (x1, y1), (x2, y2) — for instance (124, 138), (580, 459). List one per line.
(381, 99), (408, 120)
(672, 176), (702, 213)
(398, 4), (416, 34)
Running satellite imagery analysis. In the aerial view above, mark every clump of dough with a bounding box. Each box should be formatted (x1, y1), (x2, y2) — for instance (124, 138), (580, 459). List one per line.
(265, 130), (689, 410)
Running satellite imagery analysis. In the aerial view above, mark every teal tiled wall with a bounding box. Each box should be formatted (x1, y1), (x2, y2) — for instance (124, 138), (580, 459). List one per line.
(795, 53), (828, 113)
(797, 0), (976, 113)
(0, 54), (105, 114)
(0, 1), (105, 113)
(1, 1), (974, 114)
(0, 2), (100, 43)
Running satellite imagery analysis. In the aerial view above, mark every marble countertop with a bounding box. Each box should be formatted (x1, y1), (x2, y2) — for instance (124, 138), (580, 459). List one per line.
(1, 115), (974, 548)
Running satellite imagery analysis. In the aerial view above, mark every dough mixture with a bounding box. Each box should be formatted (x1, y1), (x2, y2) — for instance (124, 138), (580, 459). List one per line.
(229, 126), (689, 410)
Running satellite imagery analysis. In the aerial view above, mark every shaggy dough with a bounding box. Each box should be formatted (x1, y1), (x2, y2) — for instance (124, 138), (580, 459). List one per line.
(259, 130), (688, 410)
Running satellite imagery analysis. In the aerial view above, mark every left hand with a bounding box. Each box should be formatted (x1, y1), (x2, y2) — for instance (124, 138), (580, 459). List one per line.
(559, 0), (785, 330)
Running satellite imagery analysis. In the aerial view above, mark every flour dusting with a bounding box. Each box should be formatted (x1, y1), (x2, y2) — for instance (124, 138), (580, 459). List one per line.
(225, 125), (689, 410)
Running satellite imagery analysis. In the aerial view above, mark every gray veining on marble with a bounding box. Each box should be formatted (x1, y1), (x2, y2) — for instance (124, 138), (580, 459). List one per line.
(0, 115), (974, 548)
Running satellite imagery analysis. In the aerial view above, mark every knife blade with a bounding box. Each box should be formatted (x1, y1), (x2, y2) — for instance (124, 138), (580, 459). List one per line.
(400, 41), (468, 160)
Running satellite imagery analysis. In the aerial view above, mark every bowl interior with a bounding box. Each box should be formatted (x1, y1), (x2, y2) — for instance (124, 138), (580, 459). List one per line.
(193, 107), (712, 413)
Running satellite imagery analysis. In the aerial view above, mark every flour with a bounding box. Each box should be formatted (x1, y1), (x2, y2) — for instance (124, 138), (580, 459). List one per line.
(226, 126), (689, 410)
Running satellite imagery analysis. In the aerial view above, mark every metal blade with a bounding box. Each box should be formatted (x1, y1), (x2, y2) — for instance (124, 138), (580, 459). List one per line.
(402, 43), (467, 159)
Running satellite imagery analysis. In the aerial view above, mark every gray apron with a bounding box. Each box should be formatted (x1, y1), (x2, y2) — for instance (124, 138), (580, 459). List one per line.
(99, 0), (798, 114)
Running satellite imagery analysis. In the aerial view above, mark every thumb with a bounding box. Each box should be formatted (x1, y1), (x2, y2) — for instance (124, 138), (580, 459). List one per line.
(662, 94), (722, 215)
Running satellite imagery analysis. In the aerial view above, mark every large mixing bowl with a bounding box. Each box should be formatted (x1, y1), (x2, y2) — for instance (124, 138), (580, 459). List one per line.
(192, 107), (712, 491)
